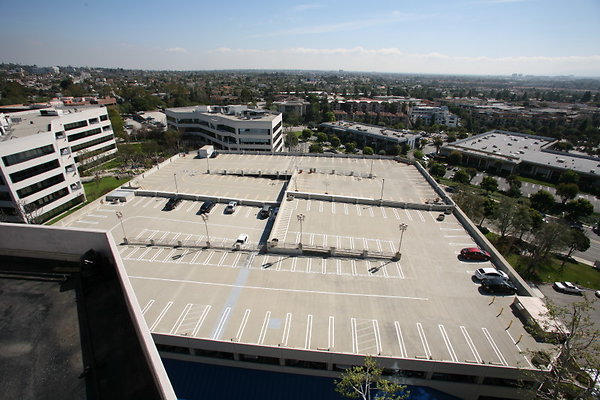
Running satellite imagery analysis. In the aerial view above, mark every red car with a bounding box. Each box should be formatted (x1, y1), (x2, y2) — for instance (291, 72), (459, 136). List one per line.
(460, 248), (491, 261)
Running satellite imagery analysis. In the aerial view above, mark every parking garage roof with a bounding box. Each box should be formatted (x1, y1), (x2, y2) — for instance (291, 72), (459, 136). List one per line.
(61, 153), (551, 373)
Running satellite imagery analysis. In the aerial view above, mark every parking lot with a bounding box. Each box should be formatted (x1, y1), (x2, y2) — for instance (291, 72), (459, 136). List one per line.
(61, 154), (551, 370)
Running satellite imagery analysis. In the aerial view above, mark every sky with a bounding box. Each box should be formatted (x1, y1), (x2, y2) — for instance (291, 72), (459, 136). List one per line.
(1, 0), (600, 76)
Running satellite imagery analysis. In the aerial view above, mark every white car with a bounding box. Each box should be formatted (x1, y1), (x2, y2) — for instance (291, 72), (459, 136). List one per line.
(553, 282), (583, 295)
(224, 201), (237, 214)
(474, 267), (509, 281)
(235, 234), (248, 246)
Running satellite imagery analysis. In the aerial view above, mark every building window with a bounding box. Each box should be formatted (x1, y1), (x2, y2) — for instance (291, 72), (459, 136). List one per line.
(71, 134), (114, 152)
(217, 124), (236, 134)
(88, 118), (99, 124)
(9, 159), (60, 183)
(0, 206), (17, 216)
(23, 187), (69, 212)
(67, 127), (102, 142)
(17, 173), (65, 199)
(63, 120), (88, 131)
(100, 114), (108, 121)
(102, 125), (112, 132)
(2, 144), (55, 167)
(0, 191), (12, 201)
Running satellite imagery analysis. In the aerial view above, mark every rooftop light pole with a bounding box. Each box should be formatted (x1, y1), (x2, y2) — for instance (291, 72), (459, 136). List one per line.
(394, 223), (408, 261)
(380, 178), (385, 200)
(173, 173), (179, 194)
(206, 155), (210, 174)
(297, 213), (305, 248)
(115, 211), (128, 244)
(201, 214), (211, 248)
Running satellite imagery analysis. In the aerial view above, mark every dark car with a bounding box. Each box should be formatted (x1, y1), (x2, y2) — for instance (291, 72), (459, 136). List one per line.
(163, 196), (182, 211)
(481, 277), (517, 294)
(198, 201), (216, 214)
(258, 205), (272, 219)
(460, 247), (491, 261)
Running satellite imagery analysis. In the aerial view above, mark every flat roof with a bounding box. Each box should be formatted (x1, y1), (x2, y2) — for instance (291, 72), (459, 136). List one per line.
(322, 121), (421, 143)
(166, 106), (279, 122)
(60, 153), (550, 372)
(445, 130), (600, 175)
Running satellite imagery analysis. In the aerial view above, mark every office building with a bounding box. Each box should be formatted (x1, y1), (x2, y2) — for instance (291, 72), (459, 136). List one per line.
(166, 105), (283, 153)
(0, 106), (117, 222)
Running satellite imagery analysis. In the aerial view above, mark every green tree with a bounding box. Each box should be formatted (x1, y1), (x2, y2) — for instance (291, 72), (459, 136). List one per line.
(562, 229), (590, 266)
(556, 183), (579, 204)
(452, 169), (471, 184)
(454, 189), (484, 222)
(559, 169), (580, 185)
(433, 136), (444, 154)
(330, 136), (341, 148)
(284, 131), (300, 150)
(107, 106), (126, 141)
(533, 299), (600, 400)
(335, 356), (409, 400)
(363, 146), (374, 156)
(493, 199), (522, 238)
(428, 162), (446, 179)
(301, 129), (312, 141)
(309, 143), (323, 153)
(530, 222), (570, 262)
(447, 151), (462, 165)
(565, 198), (594, 221)
(530, 190), (556, 213)
(479, 198), (498, 226)
(413, 149), (424, 159)
(480, 176), (498, 192)
(466, 168), (478, 182)
(164, 129), (182, 151)
(316, 132), (328, 143)
(323, 111), (336, 122)
(345, 142), (356, 153)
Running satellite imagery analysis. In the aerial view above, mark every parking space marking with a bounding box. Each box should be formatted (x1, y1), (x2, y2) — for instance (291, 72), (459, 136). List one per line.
(356, 204), (362, 216)
(151, 248), (165, 261)
(310, 233), (315, 245)
(351, 260), (357, 276)
(380, 208), (387, 219)
(351, 318), (358, 353)
(331, 202), (336, 214)
(141, 299), (155, 315)
(328, 316), (335, 349)
(416, 211), (426, 222)
(373, 320), (382, 355)
(416, 323), (432, 359)
(131, 197), (145, 207)
(258, 311), (271, 344)
(218, 252), (228, 266)
(482, 328), (507, 366)
(193, 305), (212, 336)
(353, 318), (380, 355)
(449, 243), (475, 246)
(142, 198), (155, 208)
(460, 326), (482, 363)
(205, 251), (216, 264)
(153, 200), (163, 209)
(394, 321), (407, 358)
(395, 262), (405, 279)
(212, 307), (231, 340)
(404, 210), (413, 221)
(306, 258), (312, 273)
(291, 257), (297, 272)
(392, 209), (401, 220)
(322, 258), (327, 274)
(149, 301), (173, 331)
(170, 303), (193, 334)
(77, 220), (99, 225)
(439, 325), (458, 362)
(305, 314), (313, 349)
(344, 204), (349, 215)
(282, 313), (292, 346)
(319, 202), (324, 213)
(186, 202), (196, 212)
(368, 207), (374, 217)
(235, 309), (251, 342)
(190, 251), (203, 264)
(136, 247), (153, 260)
(306, 200), (311, 211)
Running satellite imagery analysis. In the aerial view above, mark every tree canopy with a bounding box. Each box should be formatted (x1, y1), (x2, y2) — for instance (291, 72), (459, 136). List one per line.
(335, 356), (409, 400)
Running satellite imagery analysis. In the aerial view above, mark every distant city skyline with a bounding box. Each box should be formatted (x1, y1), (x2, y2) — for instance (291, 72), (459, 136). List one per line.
(2, 0), (600, 76)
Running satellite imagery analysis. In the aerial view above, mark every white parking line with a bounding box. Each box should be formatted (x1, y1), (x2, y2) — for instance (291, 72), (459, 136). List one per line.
(321, 258), (326, 274)
(392, 209), (401, 220)
(136, 248), (153, 260)
(190, 251), (203, 264)
(77, 220), (99, 224)
(291, 257), (297, 272)
(404, 209), (413, 221)
(380, 208), (387, 219)
(356, 204), (362, 216)
(193, 305), (212, 336)
(328, 316), (335, 349)
(141, 299), (155, 315)
(170, 303), (193, 334)
(306, 200), (311, 211)
(351, 318), (358, 354)
(344, 204), (349, 215)
(439, 325), (458, 362)
(416, 211), (426, 222)
(460, 326), (482, 363)
(351, 260), (357, 276)
(319, 202), (324, 212)
(186, 202), (196, 212)
(373, 320), (382, 355)
(331, 202), (336, 214)
(218, 252), (228, 266)
(482, 328), (507, 366)
(142, 198), (154, 208)
(149, 301), (173, 331)
(87, 214), (108, 218)
(394, 321), (407, 358)
(305, 314), (313, 349)
(235, 309), (251, 342)
(282, 313), (292, 346)
(416, 323), (432, 359)
(258, 311), (271, 344)
(368, 207), (374, 217)
(212, 307), (231, 340)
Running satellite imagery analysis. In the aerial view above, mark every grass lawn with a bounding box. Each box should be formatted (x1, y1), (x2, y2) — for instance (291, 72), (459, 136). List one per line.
(516, 176), (557, 189)
(84, 176), (129, 201)
(88, 158), (123, 172)
(506, 253), (600, 290)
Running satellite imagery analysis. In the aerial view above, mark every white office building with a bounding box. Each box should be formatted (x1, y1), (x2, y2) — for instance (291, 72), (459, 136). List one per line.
(410, 106), (459, 127)
(166, 105), (283, 153)
(0, 106), (117, 223)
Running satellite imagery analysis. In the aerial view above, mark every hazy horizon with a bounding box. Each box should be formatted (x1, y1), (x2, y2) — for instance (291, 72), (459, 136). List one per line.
(2, 0), (599, 77)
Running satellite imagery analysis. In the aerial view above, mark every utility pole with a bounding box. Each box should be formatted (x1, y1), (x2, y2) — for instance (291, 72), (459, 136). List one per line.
(173, 173), (179, 194)
(116, 211), (128, 244)
(394, 223), (408, 261)
(297, 213), (305, 248)
(201, 214), (210, 248)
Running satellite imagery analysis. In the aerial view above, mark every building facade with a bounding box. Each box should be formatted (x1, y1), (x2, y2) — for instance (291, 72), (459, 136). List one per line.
(0, 106), (117, 222)
(166, 105), (283, 153)
(410, 106), (459, 127)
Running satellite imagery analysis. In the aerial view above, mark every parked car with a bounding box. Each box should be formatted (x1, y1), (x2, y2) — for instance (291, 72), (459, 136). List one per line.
(460, 248), (491, 261)
(474, 267), (509, 281)
(481, 277), (517, 294)
(553, 282), (583, 295)
(436, 213), (445, 221)
(235, 234), (248, 246)
(224, 201), (237, 214)
(163, 196), (182, 211)
(595, 290), (600, 298)
(198, 201), (216, 214)
(258, 205), (272, 219)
